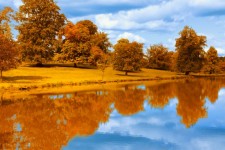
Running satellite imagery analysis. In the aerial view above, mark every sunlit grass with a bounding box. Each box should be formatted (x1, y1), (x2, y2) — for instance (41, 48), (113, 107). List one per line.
(0, 66), (182, 90)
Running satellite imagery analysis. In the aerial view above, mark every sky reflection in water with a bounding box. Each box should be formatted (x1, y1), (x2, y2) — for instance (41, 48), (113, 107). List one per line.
(1, 78), (225, 150)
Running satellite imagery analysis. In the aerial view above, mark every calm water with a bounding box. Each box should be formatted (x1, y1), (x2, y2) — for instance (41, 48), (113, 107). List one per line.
(1, 78), (225, 150)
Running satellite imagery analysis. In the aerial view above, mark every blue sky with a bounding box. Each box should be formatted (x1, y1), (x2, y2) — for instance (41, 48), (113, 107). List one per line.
(1, 0), (225, 55)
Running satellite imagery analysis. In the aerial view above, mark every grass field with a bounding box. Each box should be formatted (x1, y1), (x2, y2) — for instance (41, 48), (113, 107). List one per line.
(0, 65), (184, 90)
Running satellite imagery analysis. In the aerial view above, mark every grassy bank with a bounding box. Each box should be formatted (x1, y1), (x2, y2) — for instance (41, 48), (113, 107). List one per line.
(0, 66), (185, 90)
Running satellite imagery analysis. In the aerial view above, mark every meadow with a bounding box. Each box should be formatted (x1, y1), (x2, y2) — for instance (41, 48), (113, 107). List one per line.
(0, 65), (183, 91)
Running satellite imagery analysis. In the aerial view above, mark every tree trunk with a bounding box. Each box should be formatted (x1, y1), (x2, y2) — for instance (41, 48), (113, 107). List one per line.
(185, 71), (190, 75)
(125, 71), (128, 75)
(36, 62), (43, 67)
(0, 70), (2, 82)
(102, 70), (104, 81)
(74, 63), (77, 68)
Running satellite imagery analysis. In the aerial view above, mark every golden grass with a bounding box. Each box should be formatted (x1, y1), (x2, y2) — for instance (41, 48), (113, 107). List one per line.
(0, 66), (183, 91)
(1, 79), (184, 100)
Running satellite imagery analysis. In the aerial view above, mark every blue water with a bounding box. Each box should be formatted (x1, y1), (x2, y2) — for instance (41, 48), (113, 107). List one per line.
(63, 94), (225, 150)
(1, 78), (225, 150)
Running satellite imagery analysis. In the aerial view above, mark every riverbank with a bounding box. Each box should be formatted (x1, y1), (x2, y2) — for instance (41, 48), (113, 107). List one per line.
(0, 66), (186, 91)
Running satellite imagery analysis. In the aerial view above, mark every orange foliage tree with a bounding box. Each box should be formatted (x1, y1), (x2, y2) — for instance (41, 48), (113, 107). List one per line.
(59, 20), (111, 66)
(176, 26), (206, 75)
(0, 7), (19, 80)
(147, 44), (174, 70)
(113, 38), (143, 75)
(15, 0), (66, 64)
(202, 46), (220, 74)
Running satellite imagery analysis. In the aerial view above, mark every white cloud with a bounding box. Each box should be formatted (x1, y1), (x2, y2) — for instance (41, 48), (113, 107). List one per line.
(95, 13), (178, 31)
(216, 47), (225, 56)
(95, 14), (119, 29)
(13, 0), (22, 8)
(117, 32), (146, 43)
(58, 0), (150, 7)
(189, 0), (225, 8)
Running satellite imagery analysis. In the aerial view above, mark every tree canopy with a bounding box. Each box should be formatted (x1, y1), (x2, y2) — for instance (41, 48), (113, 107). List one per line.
(15, 0), (66, 63)
(113, 38), (143, 75)
(59, 20), (111, 66)
(0, 7), (19, 80)
(147, 44), (173, 70)
(176, 26), (206, 75)
(203, 46), (220, 74)
(0, 7), (13, 39)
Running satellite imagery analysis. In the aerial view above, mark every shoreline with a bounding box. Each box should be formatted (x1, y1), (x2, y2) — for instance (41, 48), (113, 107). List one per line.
(1, 74), (225, 99)
(1, 65), (225, 93)
(1, 75), (188, 91)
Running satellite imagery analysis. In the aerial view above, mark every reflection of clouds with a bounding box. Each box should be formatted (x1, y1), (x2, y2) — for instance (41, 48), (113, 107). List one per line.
(200, 94), (225, 128)
(94, 95), (225, 150)
(168, 98), (178, 107)
(63, 133), (178, 150)
(190, 134), (225, 150)
(97, 105), (183, 144)
(219, 89), (225, 96)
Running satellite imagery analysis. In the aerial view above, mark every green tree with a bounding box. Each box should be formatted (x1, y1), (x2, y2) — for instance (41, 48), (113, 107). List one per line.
(15, 0), (66, 64)
(147, 44), (173, 70)
(203, 46), (220, 74)
(176, 26), (206, 75)
(0, 7), (19, 81)
(113, 39), (143, 75)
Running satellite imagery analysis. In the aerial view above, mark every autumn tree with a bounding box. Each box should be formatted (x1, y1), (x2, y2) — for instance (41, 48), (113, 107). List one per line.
(176, 26), (206, 75)
(113, 39), (143, 75)
(202, 46), (220, 74)
(147, 44), (173, 70)
(0, 7), (19, 80)
(219, 61), (225, 72)
(59, 20), (111, 67)
(0, 7), (13, 39)
(15, 0), (66, 64)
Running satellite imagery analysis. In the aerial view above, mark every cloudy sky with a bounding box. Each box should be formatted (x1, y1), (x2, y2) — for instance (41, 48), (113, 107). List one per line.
(1, 0), (225, 55)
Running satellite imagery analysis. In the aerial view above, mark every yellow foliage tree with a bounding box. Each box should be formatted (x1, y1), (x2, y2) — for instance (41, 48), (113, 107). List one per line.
(202, 46), (220, 74)
(176, 26), (206, 75)
(16, 0), (66, 64)
(0, 7), (19, 81)
(113, 38), (143, 75)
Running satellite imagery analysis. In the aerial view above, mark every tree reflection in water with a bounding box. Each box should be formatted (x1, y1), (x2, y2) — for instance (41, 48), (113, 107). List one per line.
(145, 78), (225, 128)
(0, 78), (225, 149)
(113, 85), (146, 115)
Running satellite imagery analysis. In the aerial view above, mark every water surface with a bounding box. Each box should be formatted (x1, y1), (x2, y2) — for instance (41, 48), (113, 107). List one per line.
(1, 78), (225, 150)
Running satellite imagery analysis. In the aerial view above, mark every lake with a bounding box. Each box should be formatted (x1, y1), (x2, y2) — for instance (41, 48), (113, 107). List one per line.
(1, 77), (225, 150)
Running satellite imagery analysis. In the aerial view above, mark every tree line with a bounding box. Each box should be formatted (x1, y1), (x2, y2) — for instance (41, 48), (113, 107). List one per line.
(0, 0), (224, 79)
